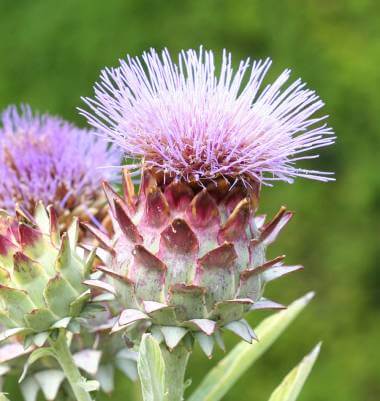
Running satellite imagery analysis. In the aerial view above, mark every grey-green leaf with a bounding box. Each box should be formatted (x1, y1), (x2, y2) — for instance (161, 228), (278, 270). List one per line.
(138, 334), (165, 401)
(268, 343), (321, 401)
(188, 292), (314, 401)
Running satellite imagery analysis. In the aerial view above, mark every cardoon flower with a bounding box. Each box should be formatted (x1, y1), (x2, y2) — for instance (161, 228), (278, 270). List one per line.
(0, 105), (120, 226)
(81, 48), (335, 362)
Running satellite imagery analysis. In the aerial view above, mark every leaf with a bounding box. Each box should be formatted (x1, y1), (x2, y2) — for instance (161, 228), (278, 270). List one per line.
(188, 292), (314, 401)
(137, 334), (165, 401)
(268, 343), (321, 401)
(0, 393), (10, 401)
(19, 347), (56, 383)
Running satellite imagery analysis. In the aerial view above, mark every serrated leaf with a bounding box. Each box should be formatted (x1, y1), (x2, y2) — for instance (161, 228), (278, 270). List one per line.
(188, 292), (314, 401)
(268, 343), (321, 401)
(19, 347), (56, 383)
(138, 334), (165, 401)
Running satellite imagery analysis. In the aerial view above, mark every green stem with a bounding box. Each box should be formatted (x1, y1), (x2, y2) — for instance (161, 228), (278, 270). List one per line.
(161, 344), (190, 401)
(49, 330), (92, 401)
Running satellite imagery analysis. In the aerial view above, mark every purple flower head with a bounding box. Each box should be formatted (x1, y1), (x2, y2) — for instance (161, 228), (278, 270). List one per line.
(0, 105), (121, 213)
(81, 48), (335, 185)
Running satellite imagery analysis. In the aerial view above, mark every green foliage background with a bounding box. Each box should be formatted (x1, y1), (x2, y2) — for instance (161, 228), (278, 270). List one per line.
(0, 1), (379, 400)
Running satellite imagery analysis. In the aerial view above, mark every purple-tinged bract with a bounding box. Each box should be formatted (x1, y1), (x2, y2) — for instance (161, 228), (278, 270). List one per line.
(0, 105), (120, 214)
(81, 48), (335, 185)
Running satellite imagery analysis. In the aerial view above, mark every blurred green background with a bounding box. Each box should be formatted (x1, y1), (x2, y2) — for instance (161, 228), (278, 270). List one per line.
(0, 0), (379, 400)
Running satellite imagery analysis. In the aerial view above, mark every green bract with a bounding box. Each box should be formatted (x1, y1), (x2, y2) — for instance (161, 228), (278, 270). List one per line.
(0, 203), (95, 344)
(85, 169), (302, 356)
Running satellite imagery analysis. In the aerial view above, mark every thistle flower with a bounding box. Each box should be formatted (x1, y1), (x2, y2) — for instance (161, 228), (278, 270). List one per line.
(81, 48), (335, 356)
(0, 105), (120, 226)
(81, 47), (335, 185)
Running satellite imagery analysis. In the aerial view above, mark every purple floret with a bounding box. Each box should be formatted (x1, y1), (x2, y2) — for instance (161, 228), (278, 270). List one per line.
(0, 105), (121, 212)
(81, 47), (335, 185)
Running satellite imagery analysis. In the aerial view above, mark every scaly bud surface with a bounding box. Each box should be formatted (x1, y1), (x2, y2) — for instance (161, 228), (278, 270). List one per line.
(0, 203), (95, 344)
(85, 169), (301, 356)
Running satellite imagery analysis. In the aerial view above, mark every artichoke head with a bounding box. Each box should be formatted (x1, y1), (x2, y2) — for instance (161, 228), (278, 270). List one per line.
(85, 169), (302, 356)
(0, 203), (95, 343)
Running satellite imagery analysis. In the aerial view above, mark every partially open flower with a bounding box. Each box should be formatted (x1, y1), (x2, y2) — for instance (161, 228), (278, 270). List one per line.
(81, 48), (335, 356)
(0, 204), (95, 344)
(0, 105), (121, 229)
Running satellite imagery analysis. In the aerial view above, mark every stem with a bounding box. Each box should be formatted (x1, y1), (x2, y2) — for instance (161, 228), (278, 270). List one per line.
(49, 330), (92, 401)
(160, 343), (190, 401)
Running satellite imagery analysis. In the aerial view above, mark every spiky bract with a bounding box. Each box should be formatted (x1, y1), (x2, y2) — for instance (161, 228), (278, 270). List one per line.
(0, 204), (95, 344)
(85, 169), (302, 356)
(81, 48), (335, 185)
